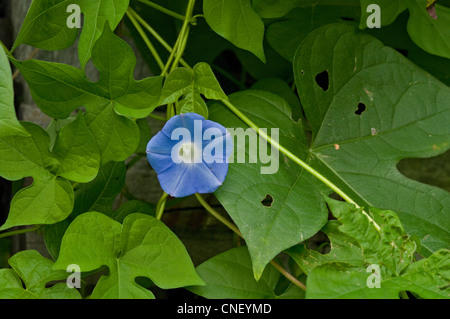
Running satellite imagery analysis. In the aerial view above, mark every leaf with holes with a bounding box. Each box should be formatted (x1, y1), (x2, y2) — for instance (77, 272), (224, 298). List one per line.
(203, 0), (266, 62)
(294, 23), (450, 256)
(0, 250), (81, 299)
(53, 212), (204, 299)
(188, 246), (305, 299)
(209, 90), (330, 279)
(158, 62), (227, 119)
(360, 0), (450, 59)
(12, 24), (163, 163)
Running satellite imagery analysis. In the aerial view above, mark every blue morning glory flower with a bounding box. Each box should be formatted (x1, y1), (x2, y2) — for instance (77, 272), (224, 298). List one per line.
(146, 113), (233, 198)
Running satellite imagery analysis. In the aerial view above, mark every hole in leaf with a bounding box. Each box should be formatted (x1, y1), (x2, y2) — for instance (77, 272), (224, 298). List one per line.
(315, 70), (329, 91)
(355, 102), (366, 116)
(307, 231), (331, 255)
(397, 149), (450, 192)
(396, 49), (408, 57)
(261, 194), (273, 207)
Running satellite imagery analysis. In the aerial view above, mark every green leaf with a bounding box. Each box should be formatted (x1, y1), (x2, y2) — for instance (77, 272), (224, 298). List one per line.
(287, 221), (364, 275)
(304, 199), (449, 299)
(159, 62), (227, 118)
(53, 212), (204, 299)
(0, 46), (27, 137)
(0, 250), (81, 299)
(77, 0), (130, 69)
(364, 10), (450, 86)
(360, 0), (450, 59)
(209, 90), (329, 279)
(252, 0), (302, 18)
(72, 161), (126, 218)
(203, 0), (266, 62)
(326, 198), (416, 276)
(11, 0), (78, 52)
(12, 24), (163, 163)
(107, 200), (155, 224)
(266, 1), (361, 62)
(0, 113), (100, 230)
(250, 78), (303, 121)
(188, 246), (304, 299)
(306, 249), (450, 299)
(294, 23), (450, 256)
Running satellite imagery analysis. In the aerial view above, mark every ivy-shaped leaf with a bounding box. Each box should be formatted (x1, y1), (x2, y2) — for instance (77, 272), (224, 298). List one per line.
(12, 24), (163, 163)
(53, 212), (204, 299)
(188, 246), (305, 299)
(203, 0), (266, 62)
(159, 62), (227, 119)
(360, 0), (450, 59)
(0, 112), (100, 230)
(0, 250), (81, 299)
(294, 23), (450, 256)
(305, 199), (449, 299)
(1, 42), (99, 231)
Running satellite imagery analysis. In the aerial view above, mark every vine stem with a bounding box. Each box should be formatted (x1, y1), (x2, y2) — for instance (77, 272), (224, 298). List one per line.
(127, 8), (191, 69)
(195, 193), (306, 291)
(137, 0), (190, 22)
(155, 192), (169, 220)
(126, 9), (165, 72)
(194, 193), (242, 237)
(168, 0), (196, 74)
(0, 226), (40, 239)
(219, 98), (381, 231)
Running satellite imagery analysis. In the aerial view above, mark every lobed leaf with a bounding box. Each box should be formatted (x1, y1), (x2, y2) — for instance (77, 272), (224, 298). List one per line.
(12, 24), (163, 164)
(53, 212), (204, 299)
(294, 23), (450, 256)
(0, 250), (81, 299)
(159, 62), (227, 119)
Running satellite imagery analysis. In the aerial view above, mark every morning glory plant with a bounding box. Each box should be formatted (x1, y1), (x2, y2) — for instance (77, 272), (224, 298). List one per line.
(146, 113), (233, 198)
(0, 0), (448, 301)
